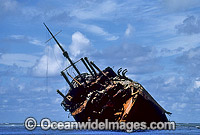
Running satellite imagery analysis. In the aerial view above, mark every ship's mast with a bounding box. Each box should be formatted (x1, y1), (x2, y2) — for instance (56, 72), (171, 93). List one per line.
(43, 23), (86, 86)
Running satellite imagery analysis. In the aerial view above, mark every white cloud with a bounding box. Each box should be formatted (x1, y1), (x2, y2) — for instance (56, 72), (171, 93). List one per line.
(32, 32), (92, 77)
(9, 35), (44, 46)
(32, 44), (65, 77)
(78, 23), (119, 41)
(10, 35), (24, 39)
(164, 76), (175, 85)
(70, 0), (117, 20)
(106, 36), (119, 41)
(194, 81), (200, 89)
(69, 31), (91, 58)
(0, 53), (39, 67)
(29, 39), (43, 46)
(125, 24), (134, 37)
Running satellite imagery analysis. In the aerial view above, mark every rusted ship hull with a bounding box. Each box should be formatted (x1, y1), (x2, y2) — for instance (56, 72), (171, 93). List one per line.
(62, 67), (170, 124)
(124, 93), (168, 123)
(43, 24), (171, 126)
(72, 89), (169, 124)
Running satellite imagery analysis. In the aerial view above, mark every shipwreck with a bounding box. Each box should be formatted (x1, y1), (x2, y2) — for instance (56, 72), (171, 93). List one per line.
(44, 23), (171, 125)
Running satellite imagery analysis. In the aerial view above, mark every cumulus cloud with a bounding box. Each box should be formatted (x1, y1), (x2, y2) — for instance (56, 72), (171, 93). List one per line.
(32, 44), (65, 77)
(32, 32), (93, 77)
(125, 24), (134, 37)
(69, 31), (92, 58)
(175, 16), (200, 35)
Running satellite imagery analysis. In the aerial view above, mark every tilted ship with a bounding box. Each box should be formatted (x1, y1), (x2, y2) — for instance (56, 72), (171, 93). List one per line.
(44, 23), (171, 125)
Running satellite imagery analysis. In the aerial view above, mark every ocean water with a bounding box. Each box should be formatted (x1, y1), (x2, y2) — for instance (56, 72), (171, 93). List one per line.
(0, 123), (199, 135)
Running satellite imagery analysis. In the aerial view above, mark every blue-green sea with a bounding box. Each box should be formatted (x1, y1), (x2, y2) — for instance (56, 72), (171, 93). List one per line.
(0, 123), (199, 135)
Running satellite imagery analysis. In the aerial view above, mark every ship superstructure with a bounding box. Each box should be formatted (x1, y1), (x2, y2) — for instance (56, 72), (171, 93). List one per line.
(44, 23), (171, 125)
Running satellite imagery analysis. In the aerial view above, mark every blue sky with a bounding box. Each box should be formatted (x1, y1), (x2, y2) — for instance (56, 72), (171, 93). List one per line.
(0, 0), (200, 123)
